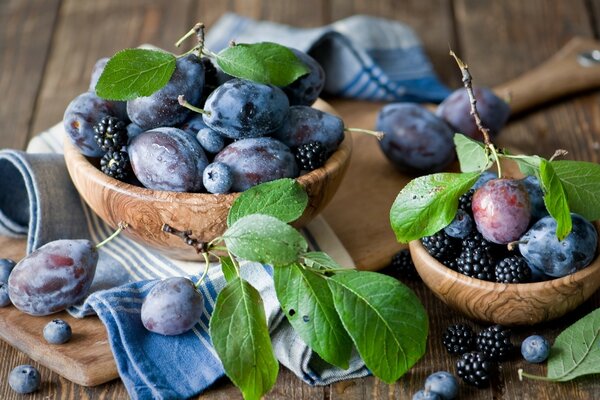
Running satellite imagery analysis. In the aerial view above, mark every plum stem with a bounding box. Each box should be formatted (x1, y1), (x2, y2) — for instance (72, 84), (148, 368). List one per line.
(196, 252), (211, 288)
(175, 23), (202, 47)
(549, 149), (568, 161)
(96, 222), (128, 249)
(449, 50), (503, 177)
(344, 127), (384, 140)
(178, 95), (210, 116)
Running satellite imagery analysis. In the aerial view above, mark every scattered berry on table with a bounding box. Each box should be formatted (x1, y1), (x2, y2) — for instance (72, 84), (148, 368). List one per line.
(295, 141), (328, 171)
(203, 162), (233, 194)
(424, 371), (459, 400)
(100, 150), (130, 181)
(386, 249), (419, 280)
(495, 255), (532, 283)
(43, 319), (72, 344)
(94, 116), (128, 152)
(9, 365), (41, 394)
(456, 246), (495, 282)
(444, 209), (473, 239)
(412, 389), (441, 400)
(0, 282), (11, 307)
(476, 325), (513, 361)
(0, 258), (16, 283)
(421, 231), (461, 264)
(456, 351), (496, 388)
(442, 323), (475, 355)
(521, 335), (550, 363)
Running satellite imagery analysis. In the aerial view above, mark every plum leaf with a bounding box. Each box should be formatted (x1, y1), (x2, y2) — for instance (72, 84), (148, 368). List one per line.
(539, 160), (572, 240)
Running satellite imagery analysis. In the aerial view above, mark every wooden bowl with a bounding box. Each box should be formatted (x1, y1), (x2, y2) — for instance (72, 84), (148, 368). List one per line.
(63, 101), (352, 260)
(409, 221), (600, 326)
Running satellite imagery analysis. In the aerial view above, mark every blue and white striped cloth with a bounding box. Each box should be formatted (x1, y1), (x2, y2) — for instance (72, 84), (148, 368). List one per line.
(0, 13), (449, 399)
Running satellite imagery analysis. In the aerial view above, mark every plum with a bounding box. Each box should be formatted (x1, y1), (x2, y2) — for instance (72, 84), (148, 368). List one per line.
(127, 54), (204, 131)
(0, 258), (16, 283)
(273, 105), (344, 154)
(436, 87), (510, 140)
(472, 179), (531, 244)
(63, 91), (128, 157)
(519, 213), (597, 277)
(141, 277), (204, 336)
(8, 239), (98, 316)
(214, 138), (299, 192)
(377, 103), (455, 174)
(283, 49), (325, 106)
(203, 79), (289, 139)
(128, 127), (208, 192)
(520, 175), (548, 220)
(89, 57), (109, 92)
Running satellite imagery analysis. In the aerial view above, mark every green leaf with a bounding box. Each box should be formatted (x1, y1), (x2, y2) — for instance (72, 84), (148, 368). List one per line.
(220, 256), (237, 282)
(390, 172), (480, 243)
(95, 49), (176, 101)
(227, 179), (308, 226)
(303, 251), (343, 270)
(215, 42), (310, 86)
(539, 160), (572, 240)
(328, 271), (428, 383)
(454, 134), (491, 172)
(223, 214), (307, 265)
(274, 264), (353, 369)
(210, 278), (278, 400)
(552, 160), (600, 221)
(502, 153), (543, 177)
(521, 308), (600, 382)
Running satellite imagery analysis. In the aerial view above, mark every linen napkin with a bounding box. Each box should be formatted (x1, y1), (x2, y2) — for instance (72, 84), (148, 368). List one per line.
(0, 13), (449, 399)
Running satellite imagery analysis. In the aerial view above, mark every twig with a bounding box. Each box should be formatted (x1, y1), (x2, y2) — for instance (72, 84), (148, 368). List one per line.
(162, 223), (208, 253)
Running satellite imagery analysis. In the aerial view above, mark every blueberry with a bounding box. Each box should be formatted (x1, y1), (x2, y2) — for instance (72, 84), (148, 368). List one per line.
(521, 175), (548, 220)
(9, 365), (41, 394)
(0, 258), (16, 283)
(203, 162), (233, 194)
(444, 209), (473, 239)
(424, 371), (459, 400)
(412, 389), (441, 400)
(43, 319), (73, 344)
(0, 282), (11, 307)
(521, 335), (550, 363)
(519, 213), (598, 277)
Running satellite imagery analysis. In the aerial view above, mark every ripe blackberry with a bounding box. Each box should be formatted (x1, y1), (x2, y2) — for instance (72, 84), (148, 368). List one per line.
(386, 249), (419, 280)
(456, 246), (495, 281)
(421, 231), (460, 264)
(100, 150), (130, 181)
(295, 141), (328, 171)
(442, 323), (475, 355)
(94, 116), (127, 152)
(476, 324), (513, 361)
(495, 255), (532, 283)
(456, 351), (496, 388)
(201, 57), (219, 94)
(458, 189), (474, 215)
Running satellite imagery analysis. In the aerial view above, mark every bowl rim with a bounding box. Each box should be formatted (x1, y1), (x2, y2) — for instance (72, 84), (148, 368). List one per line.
(409, 220), (600, 292)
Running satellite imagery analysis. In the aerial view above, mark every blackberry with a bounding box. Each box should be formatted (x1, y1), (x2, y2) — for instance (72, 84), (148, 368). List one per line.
(456, 246), (495, 281)
(476, 324), (513, 361)
(94, 116), (127, 152)
(295, 141), (328, 171)
(100, 150), (130, 181)
(201, 57), (219, 94)
(458, 189), (474, 215)
(421, 231), (460, 264)
(385, 249), (419, 280)
(442, 323), (475, 355)
(461, 230), (492, 253)
(495, 255), (532, 283)
(456, 351), (496, 388)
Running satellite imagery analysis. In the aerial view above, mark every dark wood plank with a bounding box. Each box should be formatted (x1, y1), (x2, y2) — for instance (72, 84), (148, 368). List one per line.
(0, 0), (60, 150)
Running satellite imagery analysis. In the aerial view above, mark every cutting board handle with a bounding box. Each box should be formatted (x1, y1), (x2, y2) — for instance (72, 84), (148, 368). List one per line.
(492, 37), (600, 115)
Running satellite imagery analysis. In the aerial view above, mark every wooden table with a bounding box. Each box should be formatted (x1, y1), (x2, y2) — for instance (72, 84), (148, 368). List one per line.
(1, 0), (600, 399)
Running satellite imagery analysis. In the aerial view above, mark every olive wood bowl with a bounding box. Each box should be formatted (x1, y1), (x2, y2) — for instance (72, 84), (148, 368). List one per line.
(409, 220), (600, 326)
(63, 100), (352, 260)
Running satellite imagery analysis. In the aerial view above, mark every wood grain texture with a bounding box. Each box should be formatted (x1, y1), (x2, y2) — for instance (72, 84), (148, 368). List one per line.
(0, 0), (60, 149)
(63, 100), (352, 260)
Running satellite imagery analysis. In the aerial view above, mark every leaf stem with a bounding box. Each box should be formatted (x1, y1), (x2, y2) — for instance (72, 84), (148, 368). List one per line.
(196, 251), (211, 289)
(227, 250), (241, 277)
(178, 95), (210, 116)
(344, 127), (384, 140)
(518, 369), (552, 382)
(489, 144), (503, 178)
(96, 222), (128, 249)
(201, 48), (220, 59)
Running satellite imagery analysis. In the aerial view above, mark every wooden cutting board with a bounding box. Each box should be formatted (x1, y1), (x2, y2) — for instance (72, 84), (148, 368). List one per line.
(1, 36), (600, 387)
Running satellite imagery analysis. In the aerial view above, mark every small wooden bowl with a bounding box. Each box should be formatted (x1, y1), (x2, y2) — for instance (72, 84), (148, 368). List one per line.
(409, 222), (600, 326)
(63, 101), (352, 260)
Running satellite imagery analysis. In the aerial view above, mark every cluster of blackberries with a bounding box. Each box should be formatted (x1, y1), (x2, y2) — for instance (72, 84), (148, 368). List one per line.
(384, 249), (420, 281)
(442, 323), (513, 388)
(93, 116), (131, 181)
